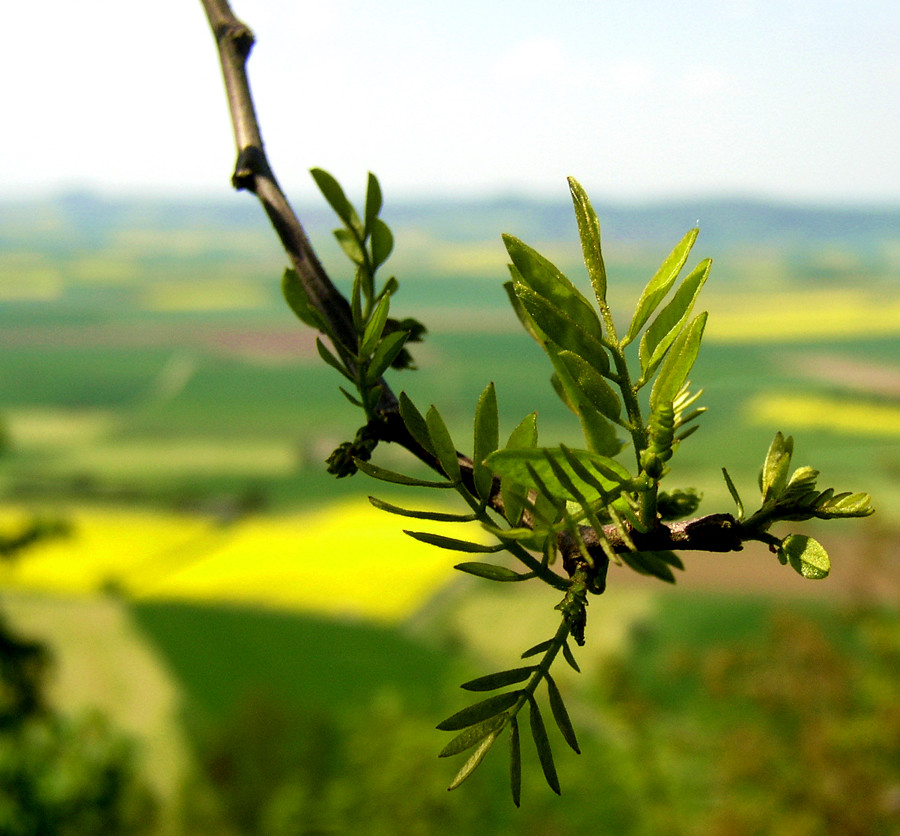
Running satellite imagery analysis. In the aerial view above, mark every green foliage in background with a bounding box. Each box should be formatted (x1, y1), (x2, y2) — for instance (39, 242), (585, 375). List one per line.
(281, 171), (874, 803)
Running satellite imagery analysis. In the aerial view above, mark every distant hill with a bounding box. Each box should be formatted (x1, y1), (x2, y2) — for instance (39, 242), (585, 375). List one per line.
(1, 191), (897, 256)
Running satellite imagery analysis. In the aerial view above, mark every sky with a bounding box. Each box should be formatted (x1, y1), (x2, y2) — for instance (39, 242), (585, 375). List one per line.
(4, 0), (898, 204)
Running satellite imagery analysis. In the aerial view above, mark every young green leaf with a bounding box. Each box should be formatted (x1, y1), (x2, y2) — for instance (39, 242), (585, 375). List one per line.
(370, 218), (394, 269)
(426, 405), (462, 482)
(404, 531), (504, 553)
(509, 716), (522, 807)
(816, 491), (874, 518)
(546, 674), (580, 754)
(503, 235), (604, 343)
(461, 667), (536, 692)
(619, 550), (677, 583)
(521, 639), (554, 658)
(501, 412), (538, 526)
(568, 177), (607, 307)
(556, 349), (622, 422)
(334, 227), (366, 265)
(561, 641), (581, 673)
(315, 338), (354, 381)
(447, 727), (503, 791)
(473, 382), (500, 502)
(359, 294), (391, 359)
(398, 392), (434, 455)
(625, 228), (699, 344)
(368, 496), (477, 522)
(648, 311), (708, 411)
(504, 273), (544, 344)
(364, 171), (383, 236)
(454, 562), (530, 582)
(761, 431), (794, 504)
(639, 258), (711, 380)
(438, 714), (506, 758)
(310, 168), (363, 235)
(354, 459), (453, 488)
(365, 330), (408, 385)
(528, 696), (560, 794)
(722, 467), (745, 519)
(778, 534), (830, 579)
(437, 692), (522, 731)
(282, 268), (324, 330)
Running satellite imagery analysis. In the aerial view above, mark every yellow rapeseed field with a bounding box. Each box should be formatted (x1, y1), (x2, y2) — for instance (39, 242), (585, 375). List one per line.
(0, 500), (480, 621)
(748, 394), (900, 437)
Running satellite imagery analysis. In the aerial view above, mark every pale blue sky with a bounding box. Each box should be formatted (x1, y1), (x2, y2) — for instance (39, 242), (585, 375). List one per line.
(5, 0), (898, 203)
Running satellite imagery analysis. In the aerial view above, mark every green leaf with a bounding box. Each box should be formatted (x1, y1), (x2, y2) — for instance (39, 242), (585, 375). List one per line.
(639, 258), (711, 380)
(368, 496), (477, 522)
(512, 282), (610, 375)
(454, 562), (529, 582)
(364, 171), (382, 236)
(473, 382), (500, 502)
(816, 491), (874, 518)
(503, 235), (604, 343)
(334, 228), (366, 265)
(722, 467), (744, 519)
(404, 531), (503, 553)
(521, 639), (554, 658)
(561, 641), (581, 673)
(778, 534), (830, 579)
(398, 392), (434, 456)
(556, 350), (622, 422)
(438, 714), (506, 758)
(359, 294), (391, 359)
(649, 312), (708, 411)
(546, 674), (580, 754)
(426, 406), (461, 482)
(761, 431), (794, 504)
(487, 447), (630, 501)
(528, 696), (560, 794)
(626, 228), (699, 344)
(354, 459), (452, 488)
(371, 219), (394, 269)
(282, 268), (324, 330)
(447, 727), (503, 791)
(568, 177), (607, 307)
(437, 692), (521, 731)
(500, 412), (538, 526)
(504, 275), (544, 344)
(461, 667), (536, 692)
(365, 330), (408, 384)
(310, 168), (362, 235)
(509, 717), (522, 807)
(315, 338), (354, 381)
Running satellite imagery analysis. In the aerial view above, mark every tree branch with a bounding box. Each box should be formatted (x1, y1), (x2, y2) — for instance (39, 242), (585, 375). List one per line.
(199, 0), (764, 579)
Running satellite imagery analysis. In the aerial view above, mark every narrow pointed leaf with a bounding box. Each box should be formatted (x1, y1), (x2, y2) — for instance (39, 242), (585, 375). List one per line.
(334, 227), (366, 265)
(338, 387), (363, 408)
(311, 168), (362, 234)
(626, 228), (699, 344)
(364, 171), (383, 236)
(405, 530), (503, 553)
(761, 432), (794, 503)
(561, 641), (581, 673)
(521, 639), (554, 658)
(557, 350), (622, 421)
(639, 258), (711, 379)
(722, 468), (744, 519)
(546, 675), (580, 754)
(398, 392), (434, 455)
(528, 696), (560, 794)
(503, 234), (604, 342)
(366, 330), (408, 384)
(454, 562), (529, 582)
(437, 691), (522, 731)
(359, 294), (391, 358)
(462, 667), (536, 692)
(426, 405), (462, 482)
(474, 382), (500, 502)
(619, 550), (677, 583)
(354, 459), (453, 488)
(368, 496), (476, 522)
(439, 714), (506, 758)
(501, 412), (538, 526)
(504, 274), (544, 344)
(447, 728), (502, 791)
(649, 312), (708, 411)
(568, 177), (607, 307)
(315, 338), (354, 381)
(509, 716), (522, 807)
